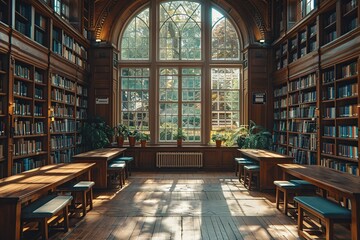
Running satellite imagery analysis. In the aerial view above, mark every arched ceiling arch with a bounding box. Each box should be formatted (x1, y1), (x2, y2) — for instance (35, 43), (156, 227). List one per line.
(93, 0), (270, 48)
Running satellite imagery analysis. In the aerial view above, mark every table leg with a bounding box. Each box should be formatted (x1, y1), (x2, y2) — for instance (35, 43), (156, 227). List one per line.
(0, 201), (22, 240)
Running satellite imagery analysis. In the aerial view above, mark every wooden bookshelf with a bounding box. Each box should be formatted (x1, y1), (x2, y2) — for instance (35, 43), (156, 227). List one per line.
(15, 0), (31, 38)
(75, 81), (88, 154)
(0, 0), (10, 25)
(320, 59), (359, 176)
(341, 0), (358, 34)
(273, 83), (288, 154)
(11, 60), (48, 174)
(0, 53), (7, 178)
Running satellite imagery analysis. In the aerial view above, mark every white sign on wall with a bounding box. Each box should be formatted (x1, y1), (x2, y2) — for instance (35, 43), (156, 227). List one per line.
(96, 97), (109, 104)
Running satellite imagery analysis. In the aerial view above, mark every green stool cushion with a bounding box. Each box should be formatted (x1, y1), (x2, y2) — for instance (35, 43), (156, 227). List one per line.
(116, 156), (134, 162)
(294, 196), (351, 219)
(108, 163), (126, 169)
(274, 180), (300, 188)
(290, 180), (315, 187)
(59, 181), (95, 191)
(244, 165), (260, 171)
(22, 195), (73, 218)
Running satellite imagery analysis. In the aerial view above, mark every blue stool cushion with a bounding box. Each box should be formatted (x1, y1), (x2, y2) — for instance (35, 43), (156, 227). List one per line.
(22, 195), (73, 218)
(111, 160), (126, 165)
(234, 157), (247, 161)
(294, 196), (351, 219)
(108, 163), (126, 169)
(290, 180), (315, 187)
(238, 160), (255, 164)
(116, 156), (134, 162)
(274, 180), (300, 188)
(244, 165), (260, 171)
(59, 181), (95, 191)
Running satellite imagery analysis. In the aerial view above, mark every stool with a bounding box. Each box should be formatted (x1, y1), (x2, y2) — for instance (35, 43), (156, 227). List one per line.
(238, 160), (255, 182)
(234, 157), (247, 176)
(274, 180), (302, 215)
(57, 181), (95, 217)
(243, 165), (260, 190)
(108, 161), (126, 188)
(113, 156), (134, 178)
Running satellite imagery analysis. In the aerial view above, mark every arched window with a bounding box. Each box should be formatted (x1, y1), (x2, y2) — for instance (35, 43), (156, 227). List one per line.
(119, 1), (242, 144)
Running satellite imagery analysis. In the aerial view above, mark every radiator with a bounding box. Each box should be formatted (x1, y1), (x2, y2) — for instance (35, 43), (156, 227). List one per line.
(156, 152), (203, 168)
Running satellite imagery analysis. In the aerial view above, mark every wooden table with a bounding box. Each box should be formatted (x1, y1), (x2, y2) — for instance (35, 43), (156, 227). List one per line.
(238, 149), (294, 191)
(72, 148), (126, 189)
(278, 164), (360, 240)
(0, 163), (95, 240)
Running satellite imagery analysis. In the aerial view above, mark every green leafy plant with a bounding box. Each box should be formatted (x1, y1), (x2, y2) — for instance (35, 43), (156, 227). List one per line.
(211, 133), (227, 142)
(127, 130), (139, 138)
(115, 123), (128, 137)
(81, 117), (114, 150)
(137, 132), (150, 141)
(238, 120), (272, 150)
(174, 128), (187, 140)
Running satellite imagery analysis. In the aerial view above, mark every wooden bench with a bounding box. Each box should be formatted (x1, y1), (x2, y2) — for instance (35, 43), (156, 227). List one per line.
(107, 161), (126, 188)
(21, 195), (73, 239)
(294, 196), (352, 240)
(57, 181), (95, 217)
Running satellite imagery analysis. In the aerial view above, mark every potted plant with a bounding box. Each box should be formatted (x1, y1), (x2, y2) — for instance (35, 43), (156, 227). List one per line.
(115, 123), (128, 147)
(238, 120), (273, 150)
(127, 130), (138, 147)
(174, 128), (186, 147)
(80, 117), (114, 150)
(211, 133), (227, 147)
(137, 132), (150, 147)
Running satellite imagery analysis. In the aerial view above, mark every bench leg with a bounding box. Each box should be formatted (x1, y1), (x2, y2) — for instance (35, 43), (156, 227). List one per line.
(39, 218), (48, 240)
(326, 219), (333, 240)
(89, 188), (93, 211)
(63, 206), (69, 232)
(284, 189), (288, 215)
(82, 190), (87, 217)
(275, 187), (280, 210)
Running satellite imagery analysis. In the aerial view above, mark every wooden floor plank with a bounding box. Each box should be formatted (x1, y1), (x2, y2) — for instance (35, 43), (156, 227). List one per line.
(44, 171), (326, 240)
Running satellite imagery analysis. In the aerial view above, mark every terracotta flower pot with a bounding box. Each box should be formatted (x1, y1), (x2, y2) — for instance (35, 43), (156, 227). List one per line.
(117, 136), (124, 147)
(140, 140), (147, 147)
(177, 139), (182, 147)
(128, 136), (136, 147)
(215, 140), (222, 147)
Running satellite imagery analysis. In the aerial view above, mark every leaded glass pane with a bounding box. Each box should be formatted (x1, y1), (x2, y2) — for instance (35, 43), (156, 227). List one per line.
(121, 68), (150, 131)
(121, 8), (149, 60)
(159, 1), (201, 60)
(211, 68), (240, 131)
(211, 8), (240, 60)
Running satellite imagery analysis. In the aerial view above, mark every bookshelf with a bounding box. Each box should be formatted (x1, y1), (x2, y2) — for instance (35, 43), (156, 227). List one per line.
(0, 54), (7, 178)
(341, 0), (358, 34)
(287, 72), (318, 165)
(50, 73), (76, 164)
(273, 83), (288, 154)
(75, 82), (88, 154)
(320, 59), (359, 176)
(52, 26), (88, 69)
(15, 0), (31, 38)
(34, 11), (47, 46)
(11, 60), (48, 174)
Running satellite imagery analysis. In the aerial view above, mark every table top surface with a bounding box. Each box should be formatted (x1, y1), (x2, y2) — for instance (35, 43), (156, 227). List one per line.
(72, 148), (127, 159)
(0, 163), (95, 201)
(278, 164), (360, 196)
(239, 149), (294, 160)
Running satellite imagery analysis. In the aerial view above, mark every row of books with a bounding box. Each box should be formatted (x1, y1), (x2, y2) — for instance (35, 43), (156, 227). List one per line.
(76, 85), (88, 96)
(52, 104), (74, 118)
(273, 121), (286, 131)
(13, 101), (31, 116)
(324, 30), (336, 44)
(321, 158), (359, 176)
(35, 87), (44, 99)
(12, 158), (43, 174)
(323, 107), (335, 118)
(338, 104), (358, 117)
(288, 106), (316, 118)
(343, 0), (358, 14)
(323, 126), (336, 137)
(15, 20), (30, 37)
(50, 135), (75, 150)
(76, 109), (87, 120)
(51, 149), (74, 164)
(34, 71), (44, 83)
(63, 33), (87, 58)
(288, 73), (316, 91)
(344, 18), (358, 33)
(274, 85), (287, 97)
(14, 64), (30, 80)
(274, 110), (287, 120)
(289, 91), (316, 105)
(288, 133), (317, 150)
(273, 133), (286, 144)
(289, 149), (317, 165)
(34, 105), (44, 117)
(288, 120), (316, 133)
(338, 144), (358, 159)
(13, 139), (42, 156)
(50, 119), (76, 133)
(337, 83), (358, 98)
(274, 146), (287, 155)
(323, 69), (335, 83)
(322, 86), (335, 100)
(325, 11), (336, 26)
(338, 125), (358, 139)
(341, 62), (358, 78)
(13, 120), (45, 136)
(51, 74), (75, 91)
(13, 81), (28, 97)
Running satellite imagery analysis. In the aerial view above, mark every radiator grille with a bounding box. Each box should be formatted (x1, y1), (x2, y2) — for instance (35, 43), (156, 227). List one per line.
(156, 152), (203, 168)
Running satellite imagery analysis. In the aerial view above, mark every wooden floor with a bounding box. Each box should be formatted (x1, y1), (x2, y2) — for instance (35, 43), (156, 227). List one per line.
(48, 171), (350, 240)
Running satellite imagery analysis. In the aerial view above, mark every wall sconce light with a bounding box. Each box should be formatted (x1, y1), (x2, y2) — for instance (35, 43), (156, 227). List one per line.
(95, 39), (102, 42)
(259, 39), (265, 43)
(49, 107), (55, 122)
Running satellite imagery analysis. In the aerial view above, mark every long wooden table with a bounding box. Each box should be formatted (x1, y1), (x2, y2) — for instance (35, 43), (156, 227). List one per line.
(238, 149), (294, 191)
(278, 164), (360, 240)
(0, 163), (95, 240)
(72, 148), (126, 189)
